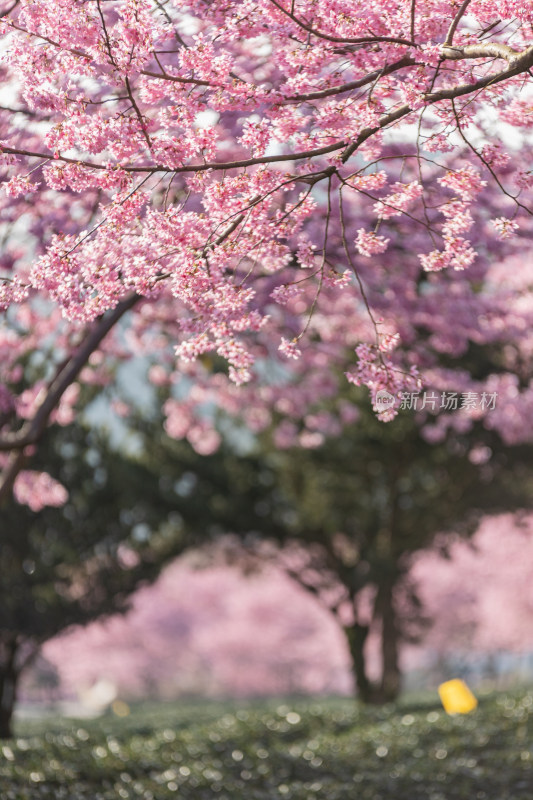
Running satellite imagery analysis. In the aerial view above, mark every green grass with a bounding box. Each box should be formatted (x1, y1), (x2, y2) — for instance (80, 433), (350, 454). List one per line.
(2, 689), (533, 799)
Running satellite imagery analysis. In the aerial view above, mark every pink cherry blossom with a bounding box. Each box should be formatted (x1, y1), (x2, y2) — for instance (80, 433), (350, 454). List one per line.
(491, 217), (520, 240)
(355, 229), (390, 257)
(1, 0), (533, 504)
(13, 470), (68, 512)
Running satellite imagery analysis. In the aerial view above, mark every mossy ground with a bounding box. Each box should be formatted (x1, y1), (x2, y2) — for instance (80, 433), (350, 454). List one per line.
(3, 689), (533, 799)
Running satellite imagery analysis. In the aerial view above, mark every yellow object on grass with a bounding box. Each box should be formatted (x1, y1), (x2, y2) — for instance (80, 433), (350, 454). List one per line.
(111, 699), (130, 717)
(438, 679), (478, 714)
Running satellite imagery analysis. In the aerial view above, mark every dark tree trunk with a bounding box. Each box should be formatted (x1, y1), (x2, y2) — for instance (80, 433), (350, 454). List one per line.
(377, 580), (401, 703)
(344, 622), (377, 703)
(0, 639), (19, 739)
(344, 580), (402, 705)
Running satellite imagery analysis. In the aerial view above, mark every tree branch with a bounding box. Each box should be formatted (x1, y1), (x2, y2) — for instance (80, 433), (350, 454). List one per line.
(442, 42), (521, 62)
(444, 0), (472, 46)
(283, 55), (416, 103)
(4, 41), (531, 181)
(266, 0), (415, 46)
(0, 0), (18, 19)
(410, 0), (417, 43)
(0, 139), (348, 174)
(0, 293), (140, 503)
(340, 44), (533, 163)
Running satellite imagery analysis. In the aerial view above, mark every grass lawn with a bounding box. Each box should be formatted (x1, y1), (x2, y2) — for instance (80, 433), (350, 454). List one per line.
(2, 689), (532, 799)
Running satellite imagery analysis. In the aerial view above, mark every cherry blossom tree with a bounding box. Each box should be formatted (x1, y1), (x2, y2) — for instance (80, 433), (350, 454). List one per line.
(0, 416), (199, 739)
(102, 390), (531, 704)
(2, 1), (533, 506)
(43, 562), (351, 703)
(41, 516), (533, 706)
(411, 513), (533, 667)
(204, 390), (533, 702)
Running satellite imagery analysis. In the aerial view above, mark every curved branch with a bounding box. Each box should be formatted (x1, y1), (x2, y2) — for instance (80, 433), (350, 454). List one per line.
(4, 42), (531, 180)
(266, 0), (415, 46)
(341, 44), (533, 163)
(431, 44), (533, 96)
(0, 293), (140, 503)
(284, 55), (416, 103)
(0, 0), (18, 18)
(442, 42), (521, 62)
(444, 0), (472, 47)
(0, 293), (140, 453)
(0, 139), (348, 174)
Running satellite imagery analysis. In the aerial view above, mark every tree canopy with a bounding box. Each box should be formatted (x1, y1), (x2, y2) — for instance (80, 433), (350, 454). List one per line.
(190, 390), (533, 701)
(0, 417), (195, 737)
(123, 383), (533, 703)
(2, 1), (533, 505)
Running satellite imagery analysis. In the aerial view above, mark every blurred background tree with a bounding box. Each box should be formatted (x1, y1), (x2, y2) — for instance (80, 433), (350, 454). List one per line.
(0, 418), (196, 739)
(141, 383), (533, 705)
(254, 398), (533, 703)
(3, 375), (532, 736)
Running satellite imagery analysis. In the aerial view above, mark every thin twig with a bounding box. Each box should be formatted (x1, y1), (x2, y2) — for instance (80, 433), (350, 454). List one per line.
(266, 0), (415, 46)
(444, 0), (472, 46)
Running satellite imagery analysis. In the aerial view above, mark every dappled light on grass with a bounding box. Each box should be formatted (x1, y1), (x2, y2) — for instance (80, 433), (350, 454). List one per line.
(4, 691), (533, 799)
